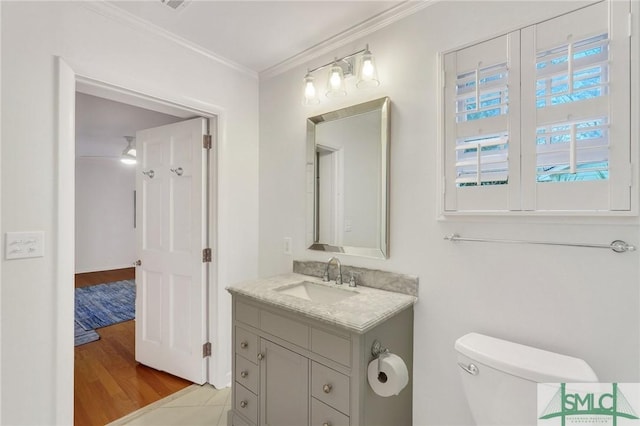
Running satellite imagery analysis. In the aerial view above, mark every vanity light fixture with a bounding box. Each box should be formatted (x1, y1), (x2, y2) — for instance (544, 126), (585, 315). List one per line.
(326, 59), (347, 98)
(303, 72), (320, 105)
(302, 44), (380, 105)
(120, 136), (137, 165)
(356, 45), (380, 89)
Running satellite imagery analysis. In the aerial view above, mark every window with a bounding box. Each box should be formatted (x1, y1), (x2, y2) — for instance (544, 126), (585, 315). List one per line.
(535, 117), (609, 183)
(455, 62), (510, 187)
(443, 1), (631, 213)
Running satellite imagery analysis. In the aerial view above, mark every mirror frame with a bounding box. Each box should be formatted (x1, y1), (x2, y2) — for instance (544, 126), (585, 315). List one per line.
(306, 97), (390, 259)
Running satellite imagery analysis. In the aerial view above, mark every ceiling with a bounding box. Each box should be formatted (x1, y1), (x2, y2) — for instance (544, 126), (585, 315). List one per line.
(108, 0), (406, 73)
(76, 93), (184, 158)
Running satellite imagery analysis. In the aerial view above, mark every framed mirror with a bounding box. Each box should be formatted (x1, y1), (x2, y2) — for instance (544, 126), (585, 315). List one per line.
(306, 97), (390, 259)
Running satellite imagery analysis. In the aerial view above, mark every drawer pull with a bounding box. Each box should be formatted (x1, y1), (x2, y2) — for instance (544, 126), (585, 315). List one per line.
(240, 341), (248, 349)
(323, 423), (332, 426)
(240, 400), (248, 408)
(240, 370), (248, 378)
(257, 352), (265, 361)
(323, 384), (332, 394)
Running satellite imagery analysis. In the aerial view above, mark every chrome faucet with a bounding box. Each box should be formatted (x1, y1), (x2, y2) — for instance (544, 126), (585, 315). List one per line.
(323, 257), (343, 285)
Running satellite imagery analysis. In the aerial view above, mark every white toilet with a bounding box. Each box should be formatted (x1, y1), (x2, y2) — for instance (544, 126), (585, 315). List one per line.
(455, 332), (598, 425)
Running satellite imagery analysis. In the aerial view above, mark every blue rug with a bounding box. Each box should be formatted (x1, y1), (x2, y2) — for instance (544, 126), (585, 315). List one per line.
(75, 280), (136, 331)
(74, 320), (99, 346)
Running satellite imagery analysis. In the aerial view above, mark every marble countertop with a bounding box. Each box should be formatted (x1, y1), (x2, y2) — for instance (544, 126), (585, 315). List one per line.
(226, 273), (417, 334)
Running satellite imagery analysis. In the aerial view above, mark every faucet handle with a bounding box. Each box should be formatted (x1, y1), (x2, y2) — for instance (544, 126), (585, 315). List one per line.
(335, 274), (343, 285)
(349, 275), (356, 287)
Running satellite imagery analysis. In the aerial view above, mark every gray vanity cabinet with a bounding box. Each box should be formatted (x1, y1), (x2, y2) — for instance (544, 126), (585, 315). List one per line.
(260, 339), (309, 425)
(229, 294), (413, 426)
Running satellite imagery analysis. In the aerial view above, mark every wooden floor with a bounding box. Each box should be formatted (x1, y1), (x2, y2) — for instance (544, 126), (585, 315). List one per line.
(74, 268), (191, 426)
(75, 267), (137, 288)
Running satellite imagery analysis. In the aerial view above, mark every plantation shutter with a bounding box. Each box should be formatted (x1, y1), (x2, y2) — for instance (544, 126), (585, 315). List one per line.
(444, 33), (521, 212)
(520, 1), (631, 211)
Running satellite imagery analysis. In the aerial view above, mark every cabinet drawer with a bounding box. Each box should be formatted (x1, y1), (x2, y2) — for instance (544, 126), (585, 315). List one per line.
(235, 327), (259, 362)
(311, 362), (350, 415)
(235, 354), (258, 394)
(234, 383), (258, 425)
(236, 300), (259, 328)
(311, 398), (350, 426)
(311, 328), (351, 367)
(261, 310), (309, 349)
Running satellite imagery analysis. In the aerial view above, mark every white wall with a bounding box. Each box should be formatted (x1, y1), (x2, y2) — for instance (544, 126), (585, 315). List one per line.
(258, 1), (640, 425)
(1, 2), (259, 424)
(75, 158), (136, 273)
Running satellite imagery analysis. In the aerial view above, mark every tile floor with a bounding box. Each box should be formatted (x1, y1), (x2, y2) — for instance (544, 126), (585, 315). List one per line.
(107, 384), (231, 426)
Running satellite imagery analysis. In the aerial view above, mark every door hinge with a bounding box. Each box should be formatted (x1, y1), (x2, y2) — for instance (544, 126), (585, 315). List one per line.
(203, 342), (212, 358)
(202, 248), (212, 263)
(203, 134), (212, 149)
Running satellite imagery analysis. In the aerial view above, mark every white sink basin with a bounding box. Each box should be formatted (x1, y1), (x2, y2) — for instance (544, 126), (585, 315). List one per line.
(275, 281), (357, 304)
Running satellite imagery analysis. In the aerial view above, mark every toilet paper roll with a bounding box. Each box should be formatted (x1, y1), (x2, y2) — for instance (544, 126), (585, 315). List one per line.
(367, 353), (409, 397)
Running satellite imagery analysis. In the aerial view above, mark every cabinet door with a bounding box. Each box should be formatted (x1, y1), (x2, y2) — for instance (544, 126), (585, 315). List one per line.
(260, 339), (309, 426)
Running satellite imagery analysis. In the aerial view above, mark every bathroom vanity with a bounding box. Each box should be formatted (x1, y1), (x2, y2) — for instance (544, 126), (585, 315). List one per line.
(226, 268), (417, 426)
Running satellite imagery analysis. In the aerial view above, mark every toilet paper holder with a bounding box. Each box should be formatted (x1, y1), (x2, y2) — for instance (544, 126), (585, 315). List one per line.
(371, 339), (390, 373)
(368, 339), (409, 396)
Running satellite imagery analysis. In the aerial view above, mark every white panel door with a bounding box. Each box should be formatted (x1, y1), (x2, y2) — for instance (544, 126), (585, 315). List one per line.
(135, 117), (209, 384)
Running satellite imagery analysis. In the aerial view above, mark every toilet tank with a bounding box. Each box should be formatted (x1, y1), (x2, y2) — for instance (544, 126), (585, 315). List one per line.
(454, 333), (598, 426)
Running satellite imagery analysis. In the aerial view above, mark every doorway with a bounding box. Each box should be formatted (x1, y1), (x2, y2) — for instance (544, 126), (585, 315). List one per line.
(72, 77), (219, 424)
(74, 269), (191, 425)
(316, 145), (344, 246)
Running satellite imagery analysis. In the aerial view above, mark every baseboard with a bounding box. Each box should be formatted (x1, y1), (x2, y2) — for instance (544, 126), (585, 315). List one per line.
(75, 265), (135, 274)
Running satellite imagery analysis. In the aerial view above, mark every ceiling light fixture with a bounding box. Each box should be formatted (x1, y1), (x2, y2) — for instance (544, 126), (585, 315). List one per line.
(120, 136), (137, 165)
(303, 44), (380, 105)
(160, 0), (190, 10)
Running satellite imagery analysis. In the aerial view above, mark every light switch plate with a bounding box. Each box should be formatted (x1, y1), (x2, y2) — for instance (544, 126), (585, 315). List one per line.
(283, 237), (292, 255)
(5, 231), (45, 260)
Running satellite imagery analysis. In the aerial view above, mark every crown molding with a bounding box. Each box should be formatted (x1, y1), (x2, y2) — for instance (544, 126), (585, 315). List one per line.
(83, 1), (258, 79)
(259, 0), (438, 80)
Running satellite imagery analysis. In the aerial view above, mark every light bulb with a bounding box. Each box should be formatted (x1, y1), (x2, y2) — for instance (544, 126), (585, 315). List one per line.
(357, 45), (380, 89)
(326, 61), (346, 97)
(305, 81), (316, 98)
(329, 70), (342, 88)
(362, 59), (374, 78)
(303, 72), (320, 105)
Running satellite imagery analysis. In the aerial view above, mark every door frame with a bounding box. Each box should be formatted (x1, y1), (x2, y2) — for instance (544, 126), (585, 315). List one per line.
(57, 57), (222, 422)
(316, 144), (344, 246)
